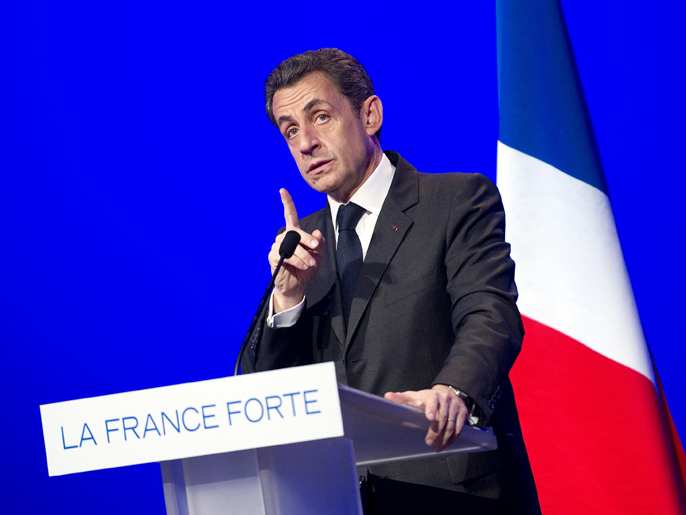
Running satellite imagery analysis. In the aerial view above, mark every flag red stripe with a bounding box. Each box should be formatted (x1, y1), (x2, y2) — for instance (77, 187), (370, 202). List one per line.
(654, 365), (686, 494)
(511, 316), (686, 514)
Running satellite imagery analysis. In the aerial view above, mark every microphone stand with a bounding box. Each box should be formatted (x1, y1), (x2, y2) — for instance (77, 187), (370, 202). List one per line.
(234, 231), (300, 376)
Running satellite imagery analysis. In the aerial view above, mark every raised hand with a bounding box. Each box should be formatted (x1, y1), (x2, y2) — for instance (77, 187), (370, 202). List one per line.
(269, 188), (326, 313)
(384, 385), (469, 452)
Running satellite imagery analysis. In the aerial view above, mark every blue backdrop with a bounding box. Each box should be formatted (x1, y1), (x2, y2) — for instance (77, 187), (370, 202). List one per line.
(1, 1), (684, 512)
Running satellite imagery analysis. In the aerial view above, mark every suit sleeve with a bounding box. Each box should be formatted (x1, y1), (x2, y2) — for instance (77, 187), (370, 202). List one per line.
(431, 174), (524, 423)
(240, 226), (316, 374)
(241, 313), (315, 373)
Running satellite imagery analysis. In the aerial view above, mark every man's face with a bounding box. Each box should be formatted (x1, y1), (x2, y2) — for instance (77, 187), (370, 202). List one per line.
(272, 72), (378, 203)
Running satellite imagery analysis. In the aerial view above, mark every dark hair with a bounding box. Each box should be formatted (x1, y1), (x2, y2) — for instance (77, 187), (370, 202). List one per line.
(264, 48), (377, 132)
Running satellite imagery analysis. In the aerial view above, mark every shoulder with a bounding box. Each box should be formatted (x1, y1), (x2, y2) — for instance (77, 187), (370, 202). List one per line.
(413, 172), (506, 233)
(415, 170), (503, 215)
(418, 171), (499, 202)
(388, 150), (500, 205)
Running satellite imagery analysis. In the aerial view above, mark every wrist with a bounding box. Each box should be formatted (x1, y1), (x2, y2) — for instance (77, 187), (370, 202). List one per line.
(273, 290), (305, 313)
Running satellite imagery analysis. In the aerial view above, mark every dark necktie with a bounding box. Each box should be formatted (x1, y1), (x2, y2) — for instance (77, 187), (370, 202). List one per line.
(336, 202), (366, 329)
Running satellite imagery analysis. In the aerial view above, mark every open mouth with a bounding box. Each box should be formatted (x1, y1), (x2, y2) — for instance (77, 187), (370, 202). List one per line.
(308, 160), (331, 174)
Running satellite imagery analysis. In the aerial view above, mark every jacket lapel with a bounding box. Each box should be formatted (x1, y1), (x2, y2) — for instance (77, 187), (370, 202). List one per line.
(345, 152), (419, 348)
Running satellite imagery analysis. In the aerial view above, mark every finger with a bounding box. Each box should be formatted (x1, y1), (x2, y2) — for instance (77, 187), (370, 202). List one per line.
(385, 391), (424, 408)
(442, 410), (467, 451)
(282, 227), (320, 251)
(455, 403), (468, 435)
(425, 419), (440, 448)
(274, 227), (320, 253)
(384, 391), (411, 403)
(424, 392), (439, 422)
(427, 394), (451, 451)
(270, 232), (321, 272)
(310, 230), (326, 253)
(441, 398), (461, 449)
(283, 247), (318, 271)
(297, 229), (322, 250)
(269, 241), (284, 269)
(435, 392), (450, 432)
(291, 245), (318, 268)
(269, 245), (309, 272)
(280, 189), (300, 229)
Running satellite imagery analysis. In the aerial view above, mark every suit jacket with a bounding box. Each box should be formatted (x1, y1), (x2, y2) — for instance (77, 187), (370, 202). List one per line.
(243, 151), (539, 510)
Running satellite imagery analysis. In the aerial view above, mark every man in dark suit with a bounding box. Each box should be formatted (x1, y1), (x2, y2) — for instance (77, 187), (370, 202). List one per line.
(242, 48), (540, 514)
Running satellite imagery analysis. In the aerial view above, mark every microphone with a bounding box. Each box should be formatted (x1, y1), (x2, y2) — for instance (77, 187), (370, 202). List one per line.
(279, 230), (301, 259)
(234, 230), (301, 376)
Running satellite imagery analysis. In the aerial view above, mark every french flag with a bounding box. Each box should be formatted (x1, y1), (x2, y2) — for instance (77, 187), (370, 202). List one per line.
(495, 1), (686, 513)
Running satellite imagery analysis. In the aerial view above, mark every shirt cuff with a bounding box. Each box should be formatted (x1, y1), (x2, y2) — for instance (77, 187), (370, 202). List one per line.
(267, 294), (305, 328)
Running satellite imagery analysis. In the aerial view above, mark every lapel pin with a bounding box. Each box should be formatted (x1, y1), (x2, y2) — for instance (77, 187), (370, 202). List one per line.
(392, 225), (398, 232)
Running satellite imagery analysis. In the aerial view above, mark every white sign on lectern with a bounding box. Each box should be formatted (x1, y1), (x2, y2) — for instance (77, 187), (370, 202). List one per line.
(40, 362), (342, 476)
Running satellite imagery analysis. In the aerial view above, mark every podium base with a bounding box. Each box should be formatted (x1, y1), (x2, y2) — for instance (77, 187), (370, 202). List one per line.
(161, 438), (362, 515)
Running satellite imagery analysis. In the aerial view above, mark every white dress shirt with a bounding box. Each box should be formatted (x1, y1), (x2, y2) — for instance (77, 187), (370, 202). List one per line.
(268, 153), (396, 327)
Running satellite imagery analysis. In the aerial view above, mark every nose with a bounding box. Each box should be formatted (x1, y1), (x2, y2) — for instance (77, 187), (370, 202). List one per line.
(298, 125), (320, 156)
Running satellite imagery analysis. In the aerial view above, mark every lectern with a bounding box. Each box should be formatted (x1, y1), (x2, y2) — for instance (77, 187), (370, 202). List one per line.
(41, 363), (495, 515)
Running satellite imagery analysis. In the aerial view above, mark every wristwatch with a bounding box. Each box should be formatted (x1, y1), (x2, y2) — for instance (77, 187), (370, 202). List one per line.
(446, 386), (481, 426)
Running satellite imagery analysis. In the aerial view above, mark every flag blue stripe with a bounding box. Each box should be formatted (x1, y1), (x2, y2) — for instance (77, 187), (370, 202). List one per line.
(496, 0), (608, 195)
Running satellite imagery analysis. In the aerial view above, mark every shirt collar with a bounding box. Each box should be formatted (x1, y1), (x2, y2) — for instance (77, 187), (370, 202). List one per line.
(328, 153), (396, 227)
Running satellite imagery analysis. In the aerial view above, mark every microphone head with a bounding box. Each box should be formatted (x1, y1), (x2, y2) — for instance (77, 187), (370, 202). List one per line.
(279, 230), (301, 259)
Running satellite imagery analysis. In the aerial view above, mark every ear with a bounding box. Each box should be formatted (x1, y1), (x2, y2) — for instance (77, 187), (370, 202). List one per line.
(361, 95), (383, 137)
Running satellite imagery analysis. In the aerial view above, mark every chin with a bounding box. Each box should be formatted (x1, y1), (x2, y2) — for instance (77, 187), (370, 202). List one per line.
(308, 178), (339, 196)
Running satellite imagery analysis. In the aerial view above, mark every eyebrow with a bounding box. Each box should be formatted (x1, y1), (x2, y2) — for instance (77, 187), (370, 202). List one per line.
(276, 99), (329, 128)
(276, 114), (295, 128)
(303, 98), (326, 112)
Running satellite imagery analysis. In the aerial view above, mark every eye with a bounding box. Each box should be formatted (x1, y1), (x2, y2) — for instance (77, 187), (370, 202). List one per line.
(315, 113), (330, 123)
(286, 127), (298, 139)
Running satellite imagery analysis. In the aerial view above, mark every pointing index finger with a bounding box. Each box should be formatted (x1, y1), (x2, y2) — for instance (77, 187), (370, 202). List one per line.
(280, 188), (300, 229)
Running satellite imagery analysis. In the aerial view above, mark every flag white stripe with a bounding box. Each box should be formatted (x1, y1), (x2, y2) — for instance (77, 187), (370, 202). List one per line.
(497, 141), (654, 383)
